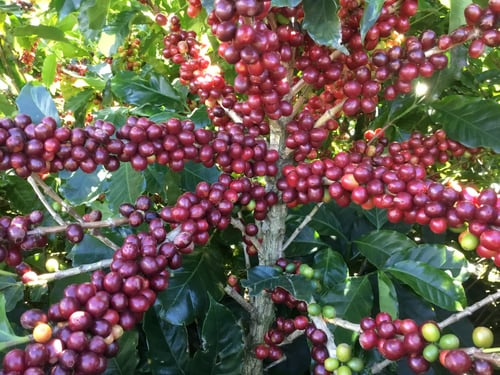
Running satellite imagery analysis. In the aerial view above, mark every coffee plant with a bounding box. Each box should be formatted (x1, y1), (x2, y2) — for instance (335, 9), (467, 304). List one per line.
(0, 0), (499, 374)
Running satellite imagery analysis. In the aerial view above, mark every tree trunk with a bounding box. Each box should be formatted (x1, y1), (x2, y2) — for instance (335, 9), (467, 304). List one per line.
(242, 118), (288, 375)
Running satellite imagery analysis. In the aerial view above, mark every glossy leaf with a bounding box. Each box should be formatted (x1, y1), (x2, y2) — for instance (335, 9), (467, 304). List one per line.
(2, 175), (44, 214)
(42, 54), (57, 87)
(107, 163), (146, 210)
(111, 71), (181, 108)
(105, 330), (139, 374)
(284, 225), (328, 257)
(302, 0), (348, 54)
(362, 207), (388, 230)
(53, 0), (83, 19)
(181, 161), (220, 192)
(431, 96), (500, 152)
(385, 244), (468, 279)
(378, 271), (398, 320)
(0, 275), (23, 312)
(13, 25), (68, 42)
(0, 294), (30, 352)
(241, 266), (315, 302)
(291, 203), (348, 244)
(143, 307), (189, 375)
(355, 230), (416, 269)
(66, 235), (114, 266)
(313, 248), (348, 289)
(157, 249), (225, 326)
(59, 167), (108, 205)
(189, 297), (244, 375)
(78, 0), (110, 42)
(15, 84), (60, 125)
(387, 260), (466, 311)
(360, 0), (384, 42)
(319, 276), (373, 343)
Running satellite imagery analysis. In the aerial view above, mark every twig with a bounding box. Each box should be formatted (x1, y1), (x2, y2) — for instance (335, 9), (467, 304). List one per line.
(371, 359), (393, 374)
(218, 100), (243, 123)
(231, 217), (263, 253)
(29, 174), (121, 250)
(27, 259), (113, 286)
(281, 202), (324, 253)
(27, 217), (130, 236)
(264, 355), (287, 370)
(439, 289), (500, 329)
(224, 285), (257, 319)
(313, 99), (346, 129)
(311, 314), (337, 357)
(30, 174), (83, 221)
(27, 226), (183, 286)
(27, 175), (66, 225)
(327, 317), (361, 333)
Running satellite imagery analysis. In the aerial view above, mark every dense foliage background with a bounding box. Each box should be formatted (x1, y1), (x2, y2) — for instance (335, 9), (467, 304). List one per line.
(0, 0), (499, 374)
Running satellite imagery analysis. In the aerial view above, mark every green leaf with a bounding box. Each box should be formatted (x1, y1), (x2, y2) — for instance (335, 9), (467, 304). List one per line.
(302, 0), (348, 54)
(319, 276), (373, 343)
(385, 244), (468, 279)
(13, 25), (68, 42)
(107, 163), (146, 210)
(430, 96), (500, 152)
(111, 71), (181, 108)
(181, 161), (220, 192)
(157, 249), (225, 326)
(284, 225), (328, 256)
(291, 203), (348, 244)
(0, 294), (30, 352)
(360, 0), (384, 42)
(42, 54), (57, 87)
(362, 207), (388, 230)
(143, 306), (189, 375)
(271, 0), (302, 6)
(355, 230), (416, 269)
(59, 167), (108, 205)
(105, 330), (139, 374)
(2, 175), (44, 213)
(53, 0), (83, 19)
(378, 272), (398, 319)
(16, 83), (60, 125)
(386, 260), (466, 311)
(241, 266), (315, 302)
(78, 0), (110, 42)
(64, 89), (94, 125)
(190, 297), (244, 375)
(66, 235), (114, 266)
(0, 275), (23, 312)
(313, 249), (348, 289)
(449, 0), (468, 32)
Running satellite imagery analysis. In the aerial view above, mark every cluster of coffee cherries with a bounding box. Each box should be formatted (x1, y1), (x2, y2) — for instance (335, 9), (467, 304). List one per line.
(116, 37), (142, 71)
(0, 210), (47, 269)
(277, 130), (500, 259)
(2, 229), (172, 373)
(359, 313), (495, 374)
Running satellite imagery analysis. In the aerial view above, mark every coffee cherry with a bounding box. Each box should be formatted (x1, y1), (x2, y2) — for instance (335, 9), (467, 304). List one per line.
(33, 322), (52, 343)
(444, 349), (472, 374)
(472, 326), (494, 348)
(324, 357), (339, 371)
(66, 224), (84, 243)
(439, 333), (460, 349)
(458, 230), (479, 251)
(307, 303), (322, 316)
(420, 321), (440, 342)
(322, 305), (336, 319)
(422, 343), (439, 362)
(336, 343), (352, 363)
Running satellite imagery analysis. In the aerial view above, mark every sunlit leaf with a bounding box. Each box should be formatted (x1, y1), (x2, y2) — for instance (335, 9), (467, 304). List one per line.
(431, 96), (500, 152)
(387, 260), (466, 311)
(302, 0), (348, 54)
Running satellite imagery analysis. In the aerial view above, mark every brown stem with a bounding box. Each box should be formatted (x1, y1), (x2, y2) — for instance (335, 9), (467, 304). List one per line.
(314, 99), (346, 129)
(27, 217), (130, 236)
(224, 285), (257, 319)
